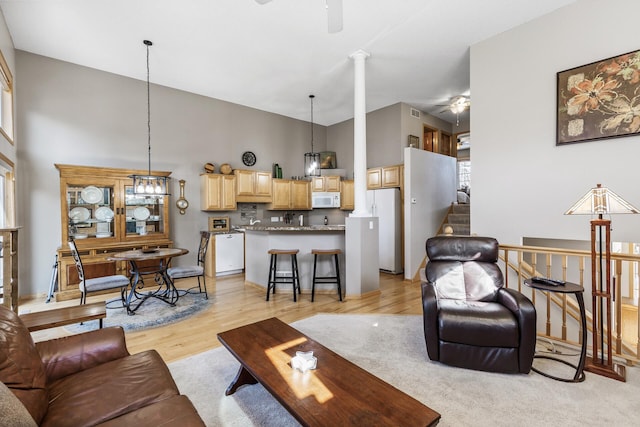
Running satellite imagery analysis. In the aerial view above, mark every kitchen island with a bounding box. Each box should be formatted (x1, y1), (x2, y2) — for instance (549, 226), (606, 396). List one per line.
(242, 225), (346, 299)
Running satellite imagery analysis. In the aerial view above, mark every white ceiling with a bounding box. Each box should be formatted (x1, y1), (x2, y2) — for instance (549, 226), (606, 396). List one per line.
(0, 0), (575, 126)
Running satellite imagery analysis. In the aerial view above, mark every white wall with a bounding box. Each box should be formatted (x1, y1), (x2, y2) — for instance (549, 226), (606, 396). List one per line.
(471, 0), (640, 246)
(404, 147), (456, 279)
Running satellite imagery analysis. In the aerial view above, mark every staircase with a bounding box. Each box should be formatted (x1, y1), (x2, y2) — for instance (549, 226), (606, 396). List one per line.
(443, 203), (470, 235)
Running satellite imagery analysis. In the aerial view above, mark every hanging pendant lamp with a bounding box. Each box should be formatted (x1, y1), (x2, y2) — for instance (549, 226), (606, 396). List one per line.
(304, 94), (321, 177)
(130, 40), (170, 197)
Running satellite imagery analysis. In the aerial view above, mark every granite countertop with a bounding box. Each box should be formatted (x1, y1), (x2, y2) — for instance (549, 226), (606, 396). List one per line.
(240, 225), (345, 232)
(205, 230), (244, 235)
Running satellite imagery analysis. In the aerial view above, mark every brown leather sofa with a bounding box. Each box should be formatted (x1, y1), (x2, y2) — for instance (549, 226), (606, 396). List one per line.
(0, 305), (205, 426)
(421, 236), (536, 374)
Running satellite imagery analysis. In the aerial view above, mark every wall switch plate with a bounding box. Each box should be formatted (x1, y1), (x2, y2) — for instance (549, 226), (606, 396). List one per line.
(369, 221), (374, 230)
(271, 216), (279, 222)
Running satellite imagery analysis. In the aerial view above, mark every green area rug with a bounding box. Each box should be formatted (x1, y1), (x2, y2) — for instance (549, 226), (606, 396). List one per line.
(65, 291), (211, 333)
(169, 314), (640, 427)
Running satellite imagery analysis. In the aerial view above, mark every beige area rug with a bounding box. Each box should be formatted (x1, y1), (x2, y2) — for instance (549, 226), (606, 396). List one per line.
(168, 314), (640, 426)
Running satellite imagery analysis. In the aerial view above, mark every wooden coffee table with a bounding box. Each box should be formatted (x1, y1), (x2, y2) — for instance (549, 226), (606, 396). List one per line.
(218, 317), (440, 426)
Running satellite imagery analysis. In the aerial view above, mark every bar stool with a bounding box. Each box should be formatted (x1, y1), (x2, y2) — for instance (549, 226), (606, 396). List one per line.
(311, 249), (342, 302)
(266, 249), (301, 302)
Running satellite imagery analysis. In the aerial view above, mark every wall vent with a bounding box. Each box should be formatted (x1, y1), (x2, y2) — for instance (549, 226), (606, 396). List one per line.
(410, 108), (421, 119)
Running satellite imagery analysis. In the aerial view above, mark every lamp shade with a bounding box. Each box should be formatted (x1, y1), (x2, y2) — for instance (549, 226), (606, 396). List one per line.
(304, 152), (321, 177)
(565, 184), (639, 215)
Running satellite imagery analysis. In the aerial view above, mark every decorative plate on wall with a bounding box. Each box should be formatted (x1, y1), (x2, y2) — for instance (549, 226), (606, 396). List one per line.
(242, 151), (256, 166)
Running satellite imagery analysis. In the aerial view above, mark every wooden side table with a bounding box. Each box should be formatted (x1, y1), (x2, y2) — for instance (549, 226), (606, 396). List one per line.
(524, 279), (587, 383)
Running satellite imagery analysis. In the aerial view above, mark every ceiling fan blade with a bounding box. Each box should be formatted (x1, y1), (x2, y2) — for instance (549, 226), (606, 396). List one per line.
(255, 0), (272, 4)
(326, 0), (343, 33)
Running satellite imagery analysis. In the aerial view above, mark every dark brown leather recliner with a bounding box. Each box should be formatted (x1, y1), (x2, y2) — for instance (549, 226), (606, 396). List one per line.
(421, 236), (536, 374)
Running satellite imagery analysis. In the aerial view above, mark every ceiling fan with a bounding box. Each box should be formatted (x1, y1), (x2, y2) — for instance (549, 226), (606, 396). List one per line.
(438, 95), (470, 126)
(255, 0), (343, 33)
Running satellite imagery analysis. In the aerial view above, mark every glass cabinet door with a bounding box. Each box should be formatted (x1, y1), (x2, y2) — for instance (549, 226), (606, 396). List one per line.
(123, 184), (166, 238)
(66, 183), (115, 241)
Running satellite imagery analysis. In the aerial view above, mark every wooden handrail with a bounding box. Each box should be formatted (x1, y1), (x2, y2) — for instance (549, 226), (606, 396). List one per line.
(497, 243), (640, 365)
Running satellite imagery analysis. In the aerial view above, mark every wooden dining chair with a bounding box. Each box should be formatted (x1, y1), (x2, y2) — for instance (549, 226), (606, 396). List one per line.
(68, 239), (131, 305)
(167, 231), (211, 299)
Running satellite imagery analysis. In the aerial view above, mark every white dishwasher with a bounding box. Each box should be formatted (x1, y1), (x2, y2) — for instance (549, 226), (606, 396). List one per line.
(215, 233), (244, 276)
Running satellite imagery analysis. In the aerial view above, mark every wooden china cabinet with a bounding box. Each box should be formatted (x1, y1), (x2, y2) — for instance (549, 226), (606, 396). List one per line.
(55, 164), (173, 301)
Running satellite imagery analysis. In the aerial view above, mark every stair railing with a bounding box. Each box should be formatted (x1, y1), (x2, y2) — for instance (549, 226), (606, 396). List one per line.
(498, 244), (640, 365)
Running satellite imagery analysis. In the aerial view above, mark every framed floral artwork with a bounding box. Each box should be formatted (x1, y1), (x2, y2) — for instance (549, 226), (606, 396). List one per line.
(557, 49), (640, 145)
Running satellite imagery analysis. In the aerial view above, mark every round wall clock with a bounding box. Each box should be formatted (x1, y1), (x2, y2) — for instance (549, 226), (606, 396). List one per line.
(242, 151), (257, 166)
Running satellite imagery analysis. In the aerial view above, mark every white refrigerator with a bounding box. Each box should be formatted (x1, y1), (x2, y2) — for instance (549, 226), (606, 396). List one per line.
(366, 188), (403, 274)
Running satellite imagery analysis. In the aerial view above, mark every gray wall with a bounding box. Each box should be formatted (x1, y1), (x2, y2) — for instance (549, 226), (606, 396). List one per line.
(471, 0), (640, 246)
(327, 102), (457, 176)
(326, 103), (402, 174)
(14, 48), (464, 297)
(15, 51), (328, 296)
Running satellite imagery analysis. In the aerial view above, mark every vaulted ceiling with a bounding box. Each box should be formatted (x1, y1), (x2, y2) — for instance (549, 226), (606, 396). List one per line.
(0, 0), (575, 125)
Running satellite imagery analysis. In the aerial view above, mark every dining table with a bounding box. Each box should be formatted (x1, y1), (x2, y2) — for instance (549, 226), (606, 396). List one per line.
(107, 247), (188, 315)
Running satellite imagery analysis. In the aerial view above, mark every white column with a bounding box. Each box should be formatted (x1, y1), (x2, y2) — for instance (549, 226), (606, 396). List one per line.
(349, 49), (370, 217)
(345, 49), (379, 298)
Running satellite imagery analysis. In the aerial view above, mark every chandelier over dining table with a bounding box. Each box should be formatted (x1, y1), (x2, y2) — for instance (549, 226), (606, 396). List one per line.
(129, 39), (170, 197)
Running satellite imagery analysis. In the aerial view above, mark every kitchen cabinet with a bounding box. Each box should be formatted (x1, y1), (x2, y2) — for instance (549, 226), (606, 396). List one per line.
(367, 165), (402, 189)
(234, 169), (272, 203)
(291, 180), (312, 209)
(55, 164), (172, 301)
(200, 173), (236, 211)
(340, 180), (354, 210)
(268, 179), (311, 210)
(312, 176), (341, 192)
(205, 233), (244, 276)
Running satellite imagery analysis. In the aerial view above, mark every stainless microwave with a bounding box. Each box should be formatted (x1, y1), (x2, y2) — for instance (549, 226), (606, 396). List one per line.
(312, 192), (341, 208)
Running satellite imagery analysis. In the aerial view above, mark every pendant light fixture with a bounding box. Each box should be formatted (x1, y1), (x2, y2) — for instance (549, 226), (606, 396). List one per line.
(130, 40), (170, 197)
(304, 94), (321, 177)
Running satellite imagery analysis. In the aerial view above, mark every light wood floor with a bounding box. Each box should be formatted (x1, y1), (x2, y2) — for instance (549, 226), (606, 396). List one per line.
(21, 273), (422, 364)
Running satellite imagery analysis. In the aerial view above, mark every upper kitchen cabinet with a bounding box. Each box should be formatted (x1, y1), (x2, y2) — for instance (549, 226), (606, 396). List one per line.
(312, 176), (341, 192)
(234, 169), (272, 203)
(367, 165), (402, 189)
(268, 179), (311, 210)
(200, 173), (236, 211)
(340, 180), (354, 210)
(56, 164), (170, 245)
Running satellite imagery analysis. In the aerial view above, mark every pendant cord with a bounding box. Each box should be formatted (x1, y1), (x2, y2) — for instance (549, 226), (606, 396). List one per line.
(310, 94), (315, 153)
(145, 40), (152, 176)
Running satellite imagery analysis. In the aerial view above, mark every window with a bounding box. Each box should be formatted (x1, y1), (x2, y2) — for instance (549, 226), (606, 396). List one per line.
(457, 160), (471, 190)
(0, 49), (13, 143)
(0, 154), (15, 227)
